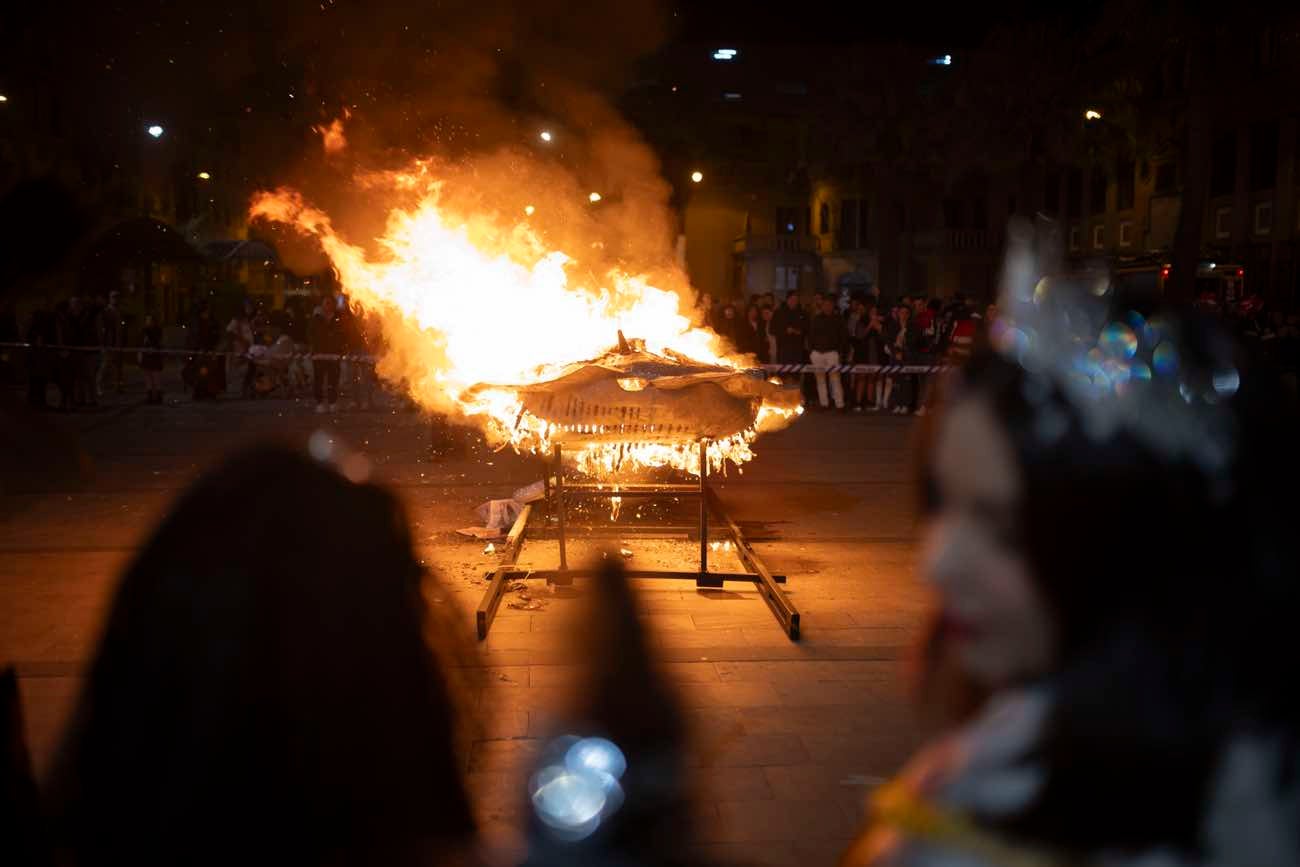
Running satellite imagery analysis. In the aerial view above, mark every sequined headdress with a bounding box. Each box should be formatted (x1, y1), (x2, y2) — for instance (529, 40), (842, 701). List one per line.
(988, 219), (1240, 486)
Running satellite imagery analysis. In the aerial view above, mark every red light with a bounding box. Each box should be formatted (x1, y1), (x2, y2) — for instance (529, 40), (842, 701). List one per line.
(1160, 267), (1170, 278)
(1236, 269), (1244, 276)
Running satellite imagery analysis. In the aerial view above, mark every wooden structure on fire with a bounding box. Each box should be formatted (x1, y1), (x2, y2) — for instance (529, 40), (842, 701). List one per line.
(475, 441), (801, 641)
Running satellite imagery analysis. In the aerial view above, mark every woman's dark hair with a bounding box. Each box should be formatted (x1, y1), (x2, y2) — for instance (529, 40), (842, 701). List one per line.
(917, 311), (1300, 853)
(47, 446), (476, 865)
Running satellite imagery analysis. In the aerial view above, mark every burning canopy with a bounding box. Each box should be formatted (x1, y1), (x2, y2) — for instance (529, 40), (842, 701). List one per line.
(250, 161), (801, 475)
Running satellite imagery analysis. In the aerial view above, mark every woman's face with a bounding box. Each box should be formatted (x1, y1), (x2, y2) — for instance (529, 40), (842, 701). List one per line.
(924, 397), (1057, 689)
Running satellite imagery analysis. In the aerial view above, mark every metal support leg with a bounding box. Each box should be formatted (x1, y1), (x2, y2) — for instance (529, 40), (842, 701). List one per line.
(699, 439), (708, 575)
(554, 444), (569, 578)
(476, 503), (533, 640)
(694, 439), (725, 587)
(706, 488), (800, 640)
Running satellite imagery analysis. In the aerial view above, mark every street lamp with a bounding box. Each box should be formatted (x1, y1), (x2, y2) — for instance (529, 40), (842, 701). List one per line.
(1084, 109), (1103, 121)
(690, 170), (704, 184)
(197, 171), (211, 180)
(524, 204), (536, 216)
(588, 192), (602, 203)
(0, 94), (8, 103)
(712, 48), (738, 61)
(539, 130), (553, 143)
(147, 124), (164, 139)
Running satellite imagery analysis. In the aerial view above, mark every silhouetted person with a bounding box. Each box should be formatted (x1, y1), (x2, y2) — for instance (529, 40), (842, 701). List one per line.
(25, 306), (54, 410)
(139, 313), (164, 404)
(2, 667), (48, 867)
(311, 295), (346, 413)
(46, 446), (478, 866)
(523, 558), (703, 867)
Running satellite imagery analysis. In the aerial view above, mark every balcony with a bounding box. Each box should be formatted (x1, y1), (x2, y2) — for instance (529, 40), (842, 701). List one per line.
(910, 229), (996, 253)
(732, 233), (823, 256)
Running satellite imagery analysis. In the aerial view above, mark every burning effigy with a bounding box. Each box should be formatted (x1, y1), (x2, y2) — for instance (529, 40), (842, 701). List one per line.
(250, 163), (802, 476)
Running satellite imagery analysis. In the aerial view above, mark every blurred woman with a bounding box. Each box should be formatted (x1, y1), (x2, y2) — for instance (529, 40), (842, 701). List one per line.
(850, 302), (886, 411)
(842, 305), (1300, 866)
(46, 446), (479, 866)
(761, 306), (778, 364)
(737, 304), (766, 360)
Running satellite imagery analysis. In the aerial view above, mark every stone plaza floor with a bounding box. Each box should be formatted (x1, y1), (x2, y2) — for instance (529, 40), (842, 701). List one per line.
(2, 385), (932, 865)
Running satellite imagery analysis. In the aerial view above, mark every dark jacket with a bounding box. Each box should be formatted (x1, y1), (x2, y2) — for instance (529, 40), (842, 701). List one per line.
(141, 325), (164, 371)
(736, 318), (765, 358)
(770, 304), (809, 363)
(309, 306), (347, 355)
(886, 322), (918, 363)
(809, 312), (849, 354)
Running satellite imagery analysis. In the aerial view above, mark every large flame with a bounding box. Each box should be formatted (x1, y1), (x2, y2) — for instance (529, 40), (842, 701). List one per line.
(250, 164), (798, 475)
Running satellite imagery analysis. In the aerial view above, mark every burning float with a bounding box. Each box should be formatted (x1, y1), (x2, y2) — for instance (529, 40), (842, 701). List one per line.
(250, 165), (803, 638)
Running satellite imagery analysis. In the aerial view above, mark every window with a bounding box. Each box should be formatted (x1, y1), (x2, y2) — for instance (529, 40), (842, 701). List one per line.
(1155, 162), (1177, 194)
(1250, 122), (1279, 190)
(1092, 224), (1105, 249)
(1117, 160), (1135, 210)
(1210, 134), (1237, 197)
(1119, 221), (1134, 247)
(838, 199), (865, 249)
(1069, 226), (1080, 251)
(773, 265), (799, 291)
(1254, 201), (1273, 235)
(776, 207), (799, 234)
(819, 202), (830, 234)
(1215, 207), (1232, 239)
(1090, 169), (1108, 215)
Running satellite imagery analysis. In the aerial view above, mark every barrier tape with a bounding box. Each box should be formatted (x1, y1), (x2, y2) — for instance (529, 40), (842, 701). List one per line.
(1, 343), (951, 375)
(0, 342), (376, 363)
(761, 363), (950, 375)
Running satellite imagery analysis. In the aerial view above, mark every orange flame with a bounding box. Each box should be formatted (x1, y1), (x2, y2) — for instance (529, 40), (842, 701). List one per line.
(312, 114), (348, 154)
(250, 164), (799, 475)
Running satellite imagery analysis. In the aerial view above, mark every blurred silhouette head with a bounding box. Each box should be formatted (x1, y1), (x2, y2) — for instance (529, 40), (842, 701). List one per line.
(49, 446), (475, 865)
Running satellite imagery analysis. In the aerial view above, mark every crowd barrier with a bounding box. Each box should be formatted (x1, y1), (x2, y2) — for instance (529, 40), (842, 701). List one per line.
(0, 342), (376, 363)
(3, 343), (953, 377)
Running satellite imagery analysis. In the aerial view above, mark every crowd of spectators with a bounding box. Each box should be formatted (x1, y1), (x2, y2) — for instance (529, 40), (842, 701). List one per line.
(10, 284), (1299, 415)
(702, 289), (996, 415)
(703, 287), (1300, 414)
(17, 292), (386, 413)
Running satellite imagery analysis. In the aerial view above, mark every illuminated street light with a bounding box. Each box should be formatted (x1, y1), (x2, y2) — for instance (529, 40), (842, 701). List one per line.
(929, 54), (953, 66)
(197, 171), (211, 180)
(690, 170), (704, 184)
(0, 94), (8, 103)
(147, 124), (164, 139)
(539, 130), (553, 142)
(712, 48), (738, 61)
(524, 204), (536, 216)
(588, 192), (602, 203)
(1084, 109), (1103, 121)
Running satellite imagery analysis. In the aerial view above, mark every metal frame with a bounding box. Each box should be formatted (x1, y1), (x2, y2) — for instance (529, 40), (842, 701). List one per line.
(476, 440), (800, 641)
